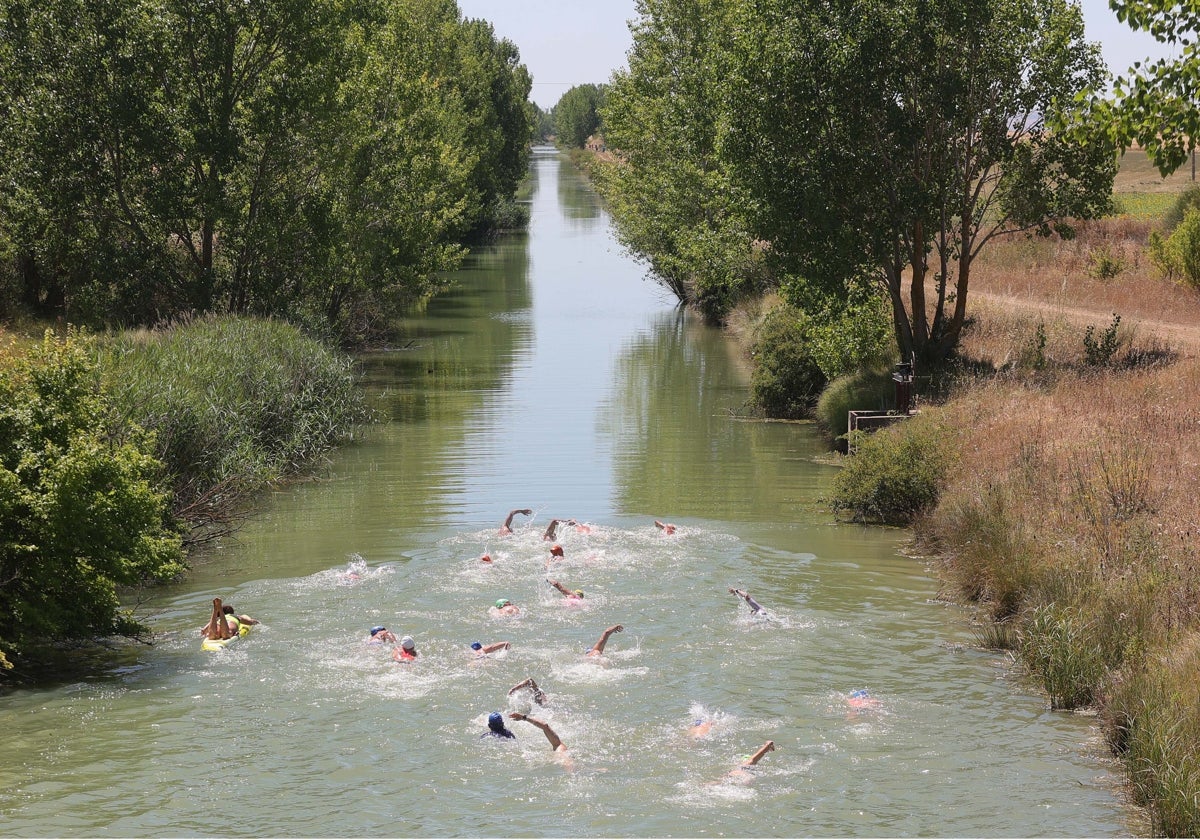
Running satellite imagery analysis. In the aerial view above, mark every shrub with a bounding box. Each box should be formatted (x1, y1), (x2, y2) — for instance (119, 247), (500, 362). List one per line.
(830, 414), (950, 525)
(1087, 244), (1126, 281)
(100, 316), (373, 541)
(1160, 183), (1200, 232)
(1082, 313), (1122, 367)
(749, 304), (826, 419)
(1149, 207), (1200, 289)
(0, 330), (184, 670)
(814, 368), (896, 440)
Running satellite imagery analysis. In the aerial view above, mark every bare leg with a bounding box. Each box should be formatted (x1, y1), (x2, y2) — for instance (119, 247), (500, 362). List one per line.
(203, 598), (227, 639)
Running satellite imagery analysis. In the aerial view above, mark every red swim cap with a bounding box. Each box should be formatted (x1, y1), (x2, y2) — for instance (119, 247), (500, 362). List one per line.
(550, 545), (564, 557)
(481, 554), (492, 563)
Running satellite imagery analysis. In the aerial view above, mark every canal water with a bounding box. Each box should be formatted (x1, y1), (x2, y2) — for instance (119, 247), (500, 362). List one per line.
(0, 147), (1139, 837)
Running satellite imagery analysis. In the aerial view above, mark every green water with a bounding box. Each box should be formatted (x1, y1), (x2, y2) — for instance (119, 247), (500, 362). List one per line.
(0, 148), (1140, 838)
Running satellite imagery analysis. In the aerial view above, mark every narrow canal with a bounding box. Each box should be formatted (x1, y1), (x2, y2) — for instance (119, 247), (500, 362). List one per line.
(0, 147), (1138, 837)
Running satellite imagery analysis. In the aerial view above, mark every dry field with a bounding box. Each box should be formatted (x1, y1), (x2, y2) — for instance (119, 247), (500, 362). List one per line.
(964, 151), (1200, 364)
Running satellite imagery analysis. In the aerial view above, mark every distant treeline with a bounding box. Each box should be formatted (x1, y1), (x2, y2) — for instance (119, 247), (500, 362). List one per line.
(0, 0), (536, 343)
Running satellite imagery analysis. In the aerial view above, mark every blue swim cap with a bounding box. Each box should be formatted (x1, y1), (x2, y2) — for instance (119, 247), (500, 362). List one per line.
(370, 626), (386, 636)
(470, 642), (483, 650)
(850, 689), (869, 699)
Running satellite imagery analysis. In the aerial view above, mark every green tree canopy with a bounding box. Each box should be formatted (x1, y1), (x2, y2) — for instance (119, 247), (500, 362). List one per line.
(0, 0), (534, 340)
(1094, 1), (1200, 175)
(720, 0), (1115, 364)
(555, 83), (607, 148)
(599, 0), (765, 319)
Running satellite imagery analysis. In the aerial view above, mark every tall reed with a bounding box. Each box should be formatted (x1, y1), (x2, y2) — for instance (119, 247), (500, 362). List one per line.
(100, 315), (373, 542)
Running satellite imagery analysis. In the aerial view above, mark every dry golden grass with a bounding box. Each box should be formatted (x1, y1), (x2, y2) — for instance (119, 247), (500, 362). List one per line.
(916, 162), (1200, 830)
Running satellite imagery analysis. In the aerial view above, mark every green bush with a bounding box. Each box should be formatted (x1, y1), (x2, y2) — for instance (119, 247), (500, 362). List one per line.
(0, 330), (184, 669)
(749, 304), (826, 419)
(1149, 207), (1200, 289)
(830, 414), (950, 525)
(814, 368), (896, 440)
(1160, 184), (1200, 232)
(100, 316), (373, 537)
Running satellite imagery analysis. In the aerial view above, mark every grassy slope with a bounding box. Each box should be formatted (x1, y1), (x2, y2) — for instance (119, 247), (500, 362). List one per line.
(918, 151), (1200, 835)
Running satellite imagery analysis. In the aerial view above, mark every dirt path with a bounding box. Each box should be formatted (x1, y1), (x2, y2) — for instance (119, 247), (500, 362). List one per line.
(972, 291), (1200, 358)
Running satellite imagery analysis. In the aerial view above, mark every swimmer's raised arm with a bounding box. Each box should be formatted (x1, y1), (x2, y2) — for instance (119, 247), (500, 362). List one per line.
(509, 712), (566, 751)
(655, 520), (676, 535)
(547, 579), (581, 599)
(587, 624), (623, 656)
(543, 519), (561, 541)
(729, 588), (766, 614)
(509, 677), (548, 704)
(501, 509), (533, 534)
(742, 740), (775, 767)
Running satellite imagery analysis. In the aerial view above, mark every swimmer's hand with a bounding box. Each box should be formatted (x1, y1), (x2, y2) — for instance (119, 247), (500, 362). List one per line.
(509, 712), (527, 721)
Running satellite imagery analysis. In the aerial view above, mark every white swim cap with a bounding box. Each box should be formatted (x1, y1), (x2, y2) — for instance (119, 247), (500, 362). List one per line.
(401, 636), (415, 650)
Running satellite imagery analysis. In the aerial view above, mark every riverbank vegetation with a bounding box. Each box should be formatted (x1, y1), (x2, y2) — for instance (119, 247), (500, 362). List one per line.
(0, 0), (536, 679)
(0, 319), (370, 681)
(0, 0), (535, 344)
(589, 0), (1200, 832)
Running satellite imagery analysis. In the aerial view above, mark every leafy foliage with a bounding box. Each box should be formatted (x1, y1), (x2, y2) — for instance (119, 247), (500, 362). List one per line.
(720, 0), (1114, 365)
(0, 331), (184, 667)
(1082, 313), (1123, 367)
(831, 416), (952, 525)
(597, 0), (766, 319)
(1150, 207), (1200, 290)
(554, 84), (606, 148)
(1096, 2), (1200, 176)
(0, 0), (534, 340)
(100, 316), (372, 542)
(749, 305), (826, 419)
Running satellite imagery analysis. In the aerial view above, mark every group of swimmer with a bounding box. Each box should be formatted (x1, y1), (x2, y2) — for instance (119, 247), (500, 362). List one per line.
(479, 510), (778, 780)
(204, 508), (876, 779)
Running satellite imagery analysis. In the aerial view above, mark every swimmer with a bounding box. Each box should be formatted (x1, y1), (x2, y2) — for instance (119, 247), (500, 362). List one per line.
(480, 553), (493, 563)
(689, 718), (714, 738)
(508, 677), (548, 705)
(547, 579), (584, 602)
(718, 740), (775, 784)
(729, 588), (767, 616)
(548, 544), (565, 560)
(368, 626), (398, 644)
(482, 711), (517, 739)
(586, 624), (623, 657)
(654, 520), (677, 536)
(543, 519), (563, 541)
(566, 519), (592, 534)
(508, 712), (567, 754)
(490, 598), (521, 617)
(470, 640), (511, 656)
(846, 689), (881, 710)
(200, 599), (258, 639)
(392, 635), (418, 662)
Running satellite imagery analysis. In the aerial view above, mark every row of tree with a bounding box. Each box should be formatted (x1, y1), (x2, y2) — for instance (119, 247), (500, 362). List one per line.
(597, 0), (1132, 365)
(0, 0), (535, 342)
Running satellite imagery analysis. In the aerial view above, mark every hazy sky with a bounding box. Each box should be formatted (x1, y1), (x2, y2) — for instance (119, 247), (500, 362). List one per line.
(456, 0), (1181, 110)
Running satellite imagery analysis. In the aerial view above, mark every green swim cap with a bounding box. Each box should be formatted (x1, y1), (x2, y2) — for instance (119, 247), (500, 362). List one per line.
(495, 598), (509, 609)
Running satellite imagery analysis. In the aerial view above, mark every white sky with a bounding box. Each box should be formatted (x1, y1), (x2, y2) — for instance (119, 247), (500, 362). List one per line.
(456, 0), (1182, 110)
